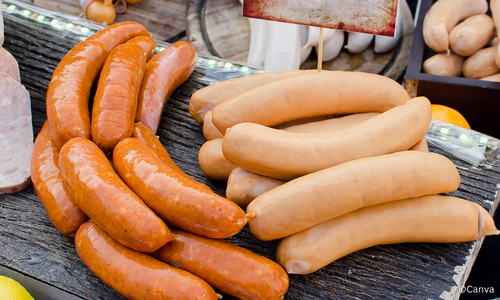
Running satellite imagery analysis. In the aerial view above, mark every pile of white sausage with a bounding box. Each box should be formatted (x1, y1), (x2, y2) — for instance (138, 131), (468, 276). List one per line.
(189, 70), (499, 275)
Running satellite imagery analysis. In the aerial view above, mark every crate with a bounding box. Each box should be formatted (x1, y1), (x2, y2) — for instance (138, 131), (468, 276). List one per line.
(404, 0), (500, 138)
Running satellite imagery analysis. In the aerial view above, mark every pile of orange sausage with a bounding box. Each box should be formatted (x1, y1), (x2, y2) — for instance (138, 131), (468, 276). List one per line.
(30, 22), (289, 300)
(190, 69), (500, 275)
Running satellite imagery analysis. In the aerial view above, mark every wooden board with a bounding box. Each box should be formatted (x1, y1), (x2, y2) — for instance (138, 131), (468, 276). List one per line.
(1, 2), (500, 299)
(187, 0), (414, 81)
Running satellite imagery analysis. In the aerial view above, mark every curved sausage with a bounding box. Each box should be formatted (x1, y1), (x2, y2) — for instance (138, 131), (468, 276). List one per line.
(135, 41), (198, 134)
(222, 97), (431, 180)
(211, 70), (411, 134)
(449, 14), (494, 57)
(463, 46), (500, 79)
(75, 221), (218, 300)
(276, 195), (499, 274)
(86, 21), (151, 53)
(152, 228), (289, 300)
(489, 0), (500, 67)
(91, 43), (147, 154)
(422, 0), (488, 52)
(198, 138), (237, 182)
(247, 150), (460, 241)
(31, 121), (88, 237)
(59, 137), (171, 253)
(422, 52), (465, 77)
(125, 35), (157, 61)
(203, 110), (223, 140)
(113, 138), (247, 239)
(189, 69), (315, 123)
(46, 40), (108, 148)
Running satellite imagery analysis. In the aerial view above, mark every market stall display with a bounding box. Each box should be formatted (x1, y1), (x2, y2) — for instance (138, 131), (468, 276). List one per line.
(1, 0), (500, 299)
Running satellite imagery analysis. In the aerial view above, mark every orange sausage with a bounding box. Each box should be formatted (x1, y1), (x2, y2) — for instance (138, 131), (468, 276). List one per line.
(152, 228), (289, 300)
(75, 221), (218, 300)
(125, 35), (157, 61)
(276, 195), (499, 274)
(135, 41), (198, 133)
(113, 138), (247, 239)
(91, 43), (147, 154)
(46, 40), (108, 149)
(30, 121), (88, 237)
(85, 21), (150, 53)
(198, 138), (237, 182)
(203, 110), (223, 140)
(59, 137), (171, 253)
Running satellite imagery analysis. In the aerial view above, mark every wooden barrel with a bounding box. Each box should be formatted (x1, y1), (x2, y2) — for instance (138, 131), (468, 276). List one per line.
(186, 0), (414, 81)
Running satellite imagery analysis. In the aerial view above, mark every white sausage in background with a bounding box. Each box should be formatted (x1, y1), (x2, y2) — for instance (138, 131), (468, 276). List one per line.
(300, 25), (312, 64)
(374, 1), (403, 53)
(346, 32), (374, 53)
(320, 30), (345, 61)
(264, 21), (302, 71)
(247, 18), (269, 67)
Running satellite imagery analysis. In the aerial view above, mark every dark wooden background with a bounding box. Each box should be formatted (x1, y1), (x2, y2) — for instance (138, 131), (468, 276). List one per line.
(1, 1), (500, 299)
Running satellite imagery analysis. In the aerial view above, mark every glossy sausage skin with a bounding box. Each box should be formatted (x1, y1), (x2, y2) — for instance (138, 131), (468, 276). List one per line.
(75, 221), (218, 300)
(125, 36), (157, 61)
(113, 138), (247, 239)
(59, 137), (171, 252)
(91, 43), (147, 154)
(31, 121), (88, 237)
(276, 195), (499, 274)
(198, 138), (237, 182)
(135, 41), (198, 133)
(152, 228), (289, 300)
(46, 41), (108, 149)
(86, 21), (151, 53)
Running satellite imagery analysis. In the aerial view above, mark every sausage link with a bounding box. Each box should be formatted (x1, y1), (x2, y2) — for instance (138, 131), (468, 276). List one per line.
(59, 137), (171, 252)
(135, 41), (198, 133)
(125, 36), (157, 61)
(449, 14), (495, 57)
(247, 150), (461, 241)
(75, 221), (218, 300)
(86, 21), (151, 53)
(152, 228), (289, 300)
(91, 43), (147, 154)
(113, 138), (247, 239)
(276, 195), (499, 274)
(31, 121), (88, 237)
(198, 138), (237, 182)
(46, 41), (108, 149)
(463, 46), (500, 79)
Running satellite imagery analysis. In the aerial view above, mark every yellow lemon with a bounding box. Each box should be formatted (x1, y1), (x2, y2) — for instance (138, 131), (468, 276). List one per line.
(0, 276), (34, 300)
(431, 104), (471, 129)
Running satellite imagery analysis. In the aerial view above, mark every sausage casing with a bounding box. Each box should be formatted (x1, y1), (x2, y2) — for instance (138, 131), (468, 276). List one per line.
(125, 35), (157, 61)
(75, 221), (218, 300)
(113, 138), (247, 239)
(59, 137), (171, 252)
(86, 21), (150, 53)
(152, 228), (289, 300)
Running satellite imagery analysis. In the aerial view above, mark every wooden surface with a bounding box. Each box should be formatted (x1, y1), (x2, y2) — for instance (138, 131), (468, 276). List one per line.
(187, 0), (414, 81)
(1, 1), (500, 300)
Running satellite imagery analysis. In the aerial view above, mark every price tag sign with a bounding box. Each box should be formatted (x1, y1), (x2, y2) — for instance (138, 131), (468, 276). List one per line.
(242, 0), (397, 37)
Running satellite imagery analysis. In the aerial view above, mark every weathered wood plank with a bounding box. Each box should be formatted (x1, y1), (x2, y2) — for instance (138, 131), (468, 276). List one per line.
(0, 3), (499, 300)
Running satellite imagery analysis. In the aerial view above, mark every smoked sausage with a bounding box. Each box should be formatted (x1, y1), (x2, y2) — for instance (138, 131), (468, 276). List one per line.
(276, 195), (499, 274)
(91, 43), (147, 154)
(247, 150), (460, 241)
(31, 121), (88, 237)
(85, 21), (150, 53)
(46, 41), (108, 148)
(59, 137), (171, 253)
(113, 138), (247, 239)
(75, 221), (218, 300)
(222, 97), (431, 180)
(125, 35), (157, 61)
(211, 70), (410, 135)
(135, 41), (198, 134)
(152, 228), (289, 300)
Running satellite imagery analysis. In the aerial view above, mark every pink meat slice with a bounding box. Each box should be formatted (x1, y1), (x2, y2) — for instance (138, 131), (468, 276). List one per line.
(0, 71), (33, 194)
(0, 47), (20, 83)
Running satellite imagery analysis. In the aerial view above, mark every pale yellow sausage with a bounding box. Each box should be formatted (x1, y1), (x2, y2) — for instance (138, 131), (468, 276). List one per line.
(423, 0), (488, 52)
(247, 151), (460, 241)
(276, 195), (498, 274)
(212, 71), (411, 134)
(222, 97), (432, 180)
(450, 14), (494, 57)
(203, 110), (223, 140)
(423, 53), (464, 77)
(189, 70), (314, 123)
(490, 0), (500, 67)
(409, 137), (428, 152)
(463, 46), (500, 79)
(198, 138), (236, 182)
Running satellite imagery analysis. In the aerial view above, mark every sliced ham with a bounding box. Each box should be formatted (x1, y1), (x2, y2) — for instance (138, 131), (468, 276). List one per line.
(0, 71), (33, 194)
(0, 47), (20, 83)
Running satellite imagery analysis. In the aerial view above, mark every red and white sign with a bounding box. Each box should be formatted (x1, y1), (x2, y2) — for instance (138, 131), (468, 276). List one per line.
(242, 0), (398, 37)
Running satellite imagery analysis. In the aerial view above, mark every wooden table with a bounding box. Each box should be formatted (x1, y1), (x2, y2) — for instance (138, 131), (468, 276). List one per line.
(2, 1), (500, 299)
